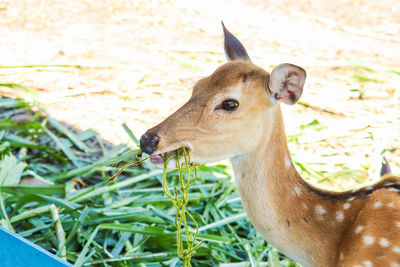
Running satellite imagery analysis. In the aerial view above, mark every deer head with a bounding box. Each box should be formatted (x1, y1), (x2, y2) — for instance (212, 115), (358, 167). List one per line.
(139, 24), (400, 267)
(140, 23), (306, 168)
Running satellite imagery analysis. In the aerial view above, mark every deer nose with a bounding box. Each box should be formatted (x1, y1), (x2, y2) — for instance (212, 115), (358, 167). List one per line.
(140, 133), (160, 155)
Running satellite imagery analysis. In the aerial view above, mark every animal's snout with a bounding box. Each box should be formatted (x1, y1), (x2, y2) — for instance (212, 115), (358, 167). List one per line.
(140, 132), (159, 155)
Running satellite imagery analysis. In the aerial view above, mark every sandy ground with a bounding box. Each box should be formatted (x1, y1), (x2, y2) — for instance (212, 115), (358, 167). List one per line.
(1, 0), (400, 190)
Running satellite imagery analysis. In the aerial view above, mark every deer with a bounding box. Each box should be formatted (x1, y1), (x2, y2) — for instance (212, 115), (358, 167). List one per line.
(139, 23), (400, 266)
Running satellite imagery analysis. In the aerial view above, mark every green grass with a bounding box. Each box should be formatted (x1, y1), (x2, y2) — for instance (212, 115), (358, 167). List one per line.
(0, 96), (300, 266)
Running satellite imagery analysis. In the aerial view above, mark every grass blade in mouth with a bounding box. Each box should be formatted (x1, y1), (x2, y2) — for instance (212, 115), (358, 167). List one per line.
(108, 151), (149, 182)
(110, 146), (203, 266)
(161, 147), (203, 267)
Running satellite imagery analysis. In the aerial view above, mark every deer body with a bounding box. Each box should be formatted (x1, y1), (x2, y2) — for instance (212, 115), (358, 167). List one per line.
(231, 106), (339, 266)
(140, 25), (400, 266)
(232, 104), (400, 266)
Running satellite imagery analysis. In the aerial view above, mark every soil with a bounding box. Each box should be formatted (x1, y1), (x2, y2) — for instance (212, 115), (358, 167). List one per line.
(1, 0), (399, 190)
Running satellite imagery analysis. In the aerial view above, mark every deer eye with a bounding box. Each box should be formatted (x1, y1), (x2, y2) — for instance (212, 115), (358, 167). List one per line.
(220, 99), (239, 111)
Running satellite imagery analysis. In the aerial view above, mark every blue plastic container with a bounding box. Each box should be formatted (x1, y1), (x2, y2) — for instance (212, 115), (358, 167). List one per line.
(0, 226), (72, 267)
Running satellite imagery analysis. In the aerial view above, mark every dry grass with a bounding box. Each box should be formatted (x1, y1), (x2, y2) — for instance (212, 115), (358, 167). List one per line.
(1, 0), (399, 190)
(0, 1), (400, 265)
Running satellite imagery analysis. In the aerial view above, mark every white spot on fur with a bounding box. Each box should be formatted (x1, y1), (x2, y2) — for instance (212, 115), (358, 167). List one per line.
(339, 253), (344, 261)
(315, 205), (326, 218)
(363, 235), (375, 245)
(389, 188), (400, 192)
(355, 225), (363, 234)
(394, 246), (400, 253)
(302, 203), (308, 209)
(363, 261), (373, 267)
(335, 211), (344, 222)
(343, 203), (351, 210)
(347, 196), (356, 202)
(373, 201), (382, 208)
(353, 265), (362, 267)
(284, 155), (291, 168)
(293, 185), (302, 196)
(388, 202), (394, 208)
(396, 221), (400, 228)
(386, 182), (395, 186)
(391, 263), (400, 267)
(379, 238), (390, 247)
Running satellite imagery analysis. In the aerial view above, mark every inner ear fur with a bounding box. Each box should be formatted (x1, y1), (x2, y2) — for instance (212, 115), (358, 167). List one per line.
(267, 63), (306, 105)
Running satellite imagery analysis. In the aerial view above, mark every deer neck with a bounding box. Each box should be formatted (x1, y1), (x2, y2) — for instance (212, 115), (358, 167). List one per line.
(230, 105), (351, 266)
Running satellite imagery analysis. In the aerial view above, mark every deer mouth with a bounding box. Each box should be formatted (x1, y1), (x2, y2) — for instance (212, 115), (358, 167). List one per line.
(149, 154), (165, 165)
(149, 146), (193, 167)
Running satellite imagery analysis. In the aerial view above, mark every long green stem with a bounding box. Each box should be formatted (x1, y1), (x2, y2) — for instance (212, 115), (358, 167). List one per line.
(161, 147), (204, 266)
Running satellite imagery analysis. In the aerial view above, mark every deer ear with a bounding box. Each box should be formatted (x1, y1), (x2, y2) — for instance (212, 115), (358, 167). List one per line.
(268, 63), (306, 105)
(222, 22), (251, 62)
